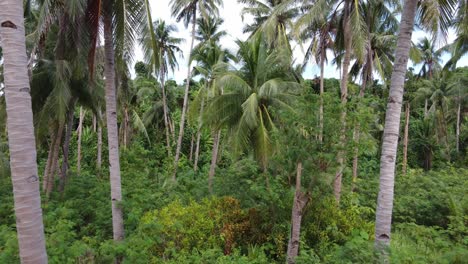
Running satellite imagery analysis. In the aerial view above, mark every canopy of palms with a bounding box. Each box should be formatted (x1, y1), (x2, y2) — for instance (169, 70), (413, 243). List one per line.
(204, 33), (300, 169)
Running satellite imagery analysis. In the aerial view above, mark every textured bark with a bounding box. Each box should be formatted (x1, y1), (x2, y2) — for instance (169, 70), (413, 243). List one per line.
(193, 97), (205, 171)
(0, 2), (48, 262)
(46, 123), (64, 197)
(77, 107), (85, 173)
(375, 0), (418, 249)
(402, 102), (410, 175)
(59, 103), (76, 193)
(173, 11), (197, 181)
(208, 130), (221, 193)
(333, 0), (352, 203)
(286, 162), (309, 264)
(104, 13), (124, 242)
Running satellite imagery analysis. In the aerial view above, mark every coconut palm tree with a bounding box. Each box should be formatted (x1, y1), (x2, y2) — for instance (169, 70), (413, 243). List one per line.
(349, 0), (399, 189)
(448, 69), (468, 153)
(170, 0), (223, 180)
(0, 1), (48, 262)
(375, 0), (456, 251)
(141, 18), (183, 155)
(239, 0), (298, 46)
(205, 33), (300, 187)
(85, 0), (146, 245)
(295, 0), (337, 144)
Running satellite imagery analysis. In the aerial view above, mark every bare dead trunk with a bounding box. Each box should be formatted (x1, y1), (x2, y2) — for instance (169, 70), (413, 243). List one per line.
(375, 0), (418, 250)
(334, 0), (352, 203)
(59, 102), (75, 193)
(173, 12), (197, 181)
(77, 107), (85, 174)
(402, 102), (410, 175)
(208, 130), (221, 193)
(286, 162), (309, 264)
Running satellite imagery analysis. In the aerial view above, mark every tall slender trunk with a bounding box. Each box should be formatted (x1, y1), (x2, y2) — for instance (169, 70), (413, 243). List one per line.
(173, 11), (197, 181)
(46, 122), (64, 197)
(193, 97), (205, 171)
(352, 66), (370, 191)
(160, 68), (172, 156)
(123, 106), (129, 149)
(424, 99), (428, 117)
(402, 102), (410, 175)
(93, 114), (97, 132)
(104, 12), (124, 242)
(333, 0), (352, 203)
(189, 134), (194, 162)
(375, 0), (418, 250)
(456, 101), (460, 153)
(208, 130), (221, 193)
(0, 3), (48, 261)
(318, 48), (325, 143)
(43, 125), (56, 191)
(286, 162), (309, 264)
(97, 121), (102, 171)
(59, 102), (76, 193)
(77, 107), (85, 174)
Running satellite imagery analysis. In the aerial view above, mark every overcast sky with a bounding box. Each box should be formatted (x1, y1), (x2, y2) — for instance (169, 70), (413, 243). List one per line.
(136, 0), (468, 83)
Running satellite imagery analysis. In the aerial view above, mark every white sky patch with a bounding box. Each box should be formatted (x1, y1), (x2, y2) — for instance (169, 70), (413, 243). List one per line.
(136, 0), (468, 84)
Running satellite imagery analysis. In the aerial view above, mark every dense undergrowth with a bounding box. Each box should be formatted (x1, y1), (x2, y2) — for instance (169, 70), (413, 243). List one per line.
(0, 139), (466, 263)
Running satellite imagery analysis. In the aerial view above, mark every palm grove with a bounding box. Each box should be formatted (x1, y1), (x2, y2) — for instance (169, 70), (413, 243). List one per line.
(0, 0), (466, 263)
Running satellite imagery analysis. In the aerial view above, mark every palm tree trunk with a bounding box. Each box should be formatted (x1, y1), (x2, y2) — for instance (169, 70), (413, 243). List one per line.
(286, 162), (309, 264)
(208, 130), (221, 193)
(0, 3), (48, 261)
(59, 102), (76, 193)
(351, 64), (370, 191)
(318, 49), (325, 143)
(97, 121), (102, 171)
(173, 11), (197, 181)
(375, 0), (418, 250)
(77, 107), (85, 174)
(189, 134), (194, 162)
(160, 69), (172, 156)
(93, 114), (97, 132)
(43, 125), (56, 191)
(402, 102), (410, 175)
(46, 122), (64, 197)
(123, 106), (129, 149)
(193, 97), (205, 171)
(424, 99), (428, 117)
(334, 0), (352, 203)
(456, 101), (460, 153)
(104, 12), (124, 242)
